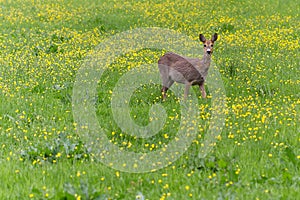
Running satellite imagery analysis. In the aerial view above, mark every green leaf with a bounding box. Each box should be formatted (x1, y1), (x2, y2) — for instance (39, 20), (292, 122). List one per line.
(217, 159), (228, 169)
(285, 147), (298, 166)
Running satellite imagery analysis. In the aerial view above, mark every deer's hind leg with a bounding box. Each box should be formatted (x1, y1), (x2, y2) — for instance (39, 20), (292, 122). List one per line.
(161, 79), (174, 100)
(159, 64), (174, 100)
(184, 82), (192, 100)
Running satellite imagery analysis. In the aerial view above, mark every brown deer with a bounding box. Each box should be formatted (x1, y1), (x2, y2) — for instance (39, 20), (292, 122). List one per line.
(158, 33), (218, 100)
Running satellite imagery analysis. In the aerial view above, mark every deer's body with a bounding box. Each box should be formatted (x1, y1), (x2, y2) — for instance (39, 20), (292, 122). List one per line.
(158, 33), (218, 100)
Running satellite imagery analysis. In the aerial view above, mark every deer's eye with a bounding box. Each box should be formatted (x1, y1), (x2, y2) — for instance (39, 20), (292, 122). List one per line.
(211, 45), (214, 47)
(204, 44), (206, 47)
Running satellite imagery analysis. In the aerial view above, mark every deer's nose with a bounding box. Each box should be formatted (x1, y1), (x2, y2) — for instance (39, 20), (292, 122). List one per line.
(207, 50), (211, 54)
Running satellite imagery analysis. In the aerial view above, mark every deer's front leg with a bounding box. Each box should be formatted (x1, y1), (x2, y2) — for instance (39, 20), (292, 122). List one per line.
(200, 83), (206, 98)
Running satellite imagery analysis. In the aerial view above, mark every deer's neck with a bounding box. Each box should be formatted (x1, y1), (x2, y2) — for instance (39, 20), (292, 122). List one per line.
(201, 54), (211, 66)
(196, 54), (212, 79)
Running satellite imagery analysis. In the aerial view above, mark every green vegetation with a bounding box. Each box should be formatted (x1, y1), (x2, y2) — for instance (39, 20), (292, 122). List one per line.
(0, 0), (299, 199)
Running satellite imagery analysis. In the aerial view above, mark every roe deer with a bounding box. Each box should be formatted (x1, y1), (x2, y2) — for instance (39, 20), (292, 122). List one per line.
(158, 33), (218, 100)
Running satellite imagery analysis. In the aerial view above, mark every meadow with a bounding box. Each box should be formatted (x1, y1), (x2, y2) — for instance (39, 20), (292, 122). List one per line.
(0, 0), (299, 199)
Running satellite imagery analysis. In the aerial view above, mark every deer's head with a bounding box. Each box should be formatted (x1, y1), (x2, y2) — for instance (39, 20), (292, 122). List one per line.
(199, 33), (218, 55)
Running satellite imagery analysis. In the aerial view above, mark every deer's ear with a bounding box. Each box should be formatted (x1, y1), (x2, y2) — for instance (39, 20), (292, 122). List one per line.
(212, 33), (218, 42)
(199, 34), (206, 42)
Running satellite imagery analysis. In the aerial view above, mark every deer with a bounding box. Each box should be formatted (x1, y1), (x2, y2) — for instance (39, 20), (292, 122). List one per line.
(158, 33), (218, 100)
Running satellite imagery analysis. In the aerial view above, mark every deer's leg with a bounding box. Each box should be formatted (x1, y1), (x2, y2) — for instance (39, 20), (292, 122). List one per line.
(161, 80), (174, 100)
(159, 64), (171, 100)
(184, 83), (191, 100)
(161, 86), (168, 100)
(199, 83), (206, 98)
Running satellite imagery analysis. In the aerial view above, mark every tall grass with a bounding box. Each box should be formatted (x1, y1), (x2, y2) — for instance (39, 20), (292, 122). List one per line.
(0, 0), (299, 199)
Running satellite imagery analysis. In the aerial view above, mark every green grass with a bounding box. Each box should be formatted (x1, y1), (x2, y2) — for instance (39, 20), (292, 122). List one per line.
(0, 0), (300, 199)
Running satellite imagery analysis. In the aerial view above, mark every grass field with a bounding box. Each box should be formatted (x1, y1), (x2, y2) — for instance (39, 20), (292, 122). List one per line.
(0, 0), (300, 199)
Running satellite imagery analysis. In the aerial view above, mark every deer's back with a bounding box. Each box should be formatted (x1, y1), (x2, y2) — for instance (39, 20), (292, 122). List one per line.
(158, 52), (204, 84)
